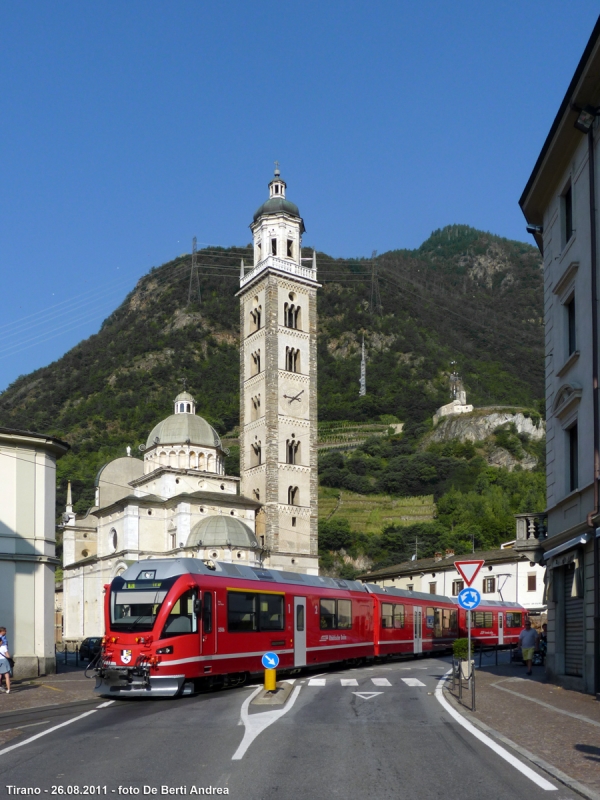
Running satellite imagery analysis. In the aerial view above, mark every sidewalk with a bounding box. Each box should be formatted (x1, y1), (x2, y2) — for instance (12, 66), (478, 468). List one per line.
(0, 661), (97, 718)
(444, 655), (600, 800)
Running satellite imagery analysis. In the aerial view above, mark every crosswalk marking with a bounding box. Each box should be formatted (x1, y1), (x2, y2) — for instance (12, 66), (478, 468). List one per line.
(340, 679), (358, 686)
(402, 678), (426, 687)
(306, 675), (428, 688)
(371, 678), (391, 686)
(308, 678), (326, 686)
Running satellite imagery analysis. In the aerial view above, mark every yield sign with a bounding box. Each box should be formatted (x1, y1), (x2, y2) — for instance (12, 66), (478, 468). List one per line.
(352, 692), (383, 700)
(454, 560), (485, 587)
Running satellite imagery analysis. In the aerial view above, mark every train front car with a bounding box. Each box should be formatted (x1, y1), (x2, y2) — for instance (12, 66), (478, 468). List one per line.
(95, 559), (205, 698)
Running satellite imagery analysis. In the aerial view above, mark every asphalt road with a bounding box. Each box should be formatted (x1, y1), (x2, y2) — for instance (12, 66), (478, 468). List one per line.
(0, 658), (578, 800)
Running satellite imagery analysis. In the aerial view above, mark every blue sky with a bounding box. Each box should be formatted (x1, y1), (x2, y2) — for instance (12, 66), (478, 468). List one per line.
(0, 2), (598, 393)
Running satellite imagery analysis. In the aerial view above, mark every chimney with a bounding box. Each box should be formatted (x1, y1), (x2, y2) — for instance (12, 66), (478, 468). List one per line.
(434, 552), (442, 562)
(445, 549), (455, 558)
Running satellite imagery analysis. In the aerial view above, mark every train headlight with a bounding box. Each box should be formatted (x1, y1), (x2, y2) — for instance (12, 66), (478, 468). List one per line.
(156, 646), (173, 654)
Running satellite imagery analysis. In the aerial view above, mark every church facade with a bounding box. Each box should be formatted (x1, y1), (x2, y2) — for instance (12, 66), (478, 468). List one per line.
(62, 169), (319, 640)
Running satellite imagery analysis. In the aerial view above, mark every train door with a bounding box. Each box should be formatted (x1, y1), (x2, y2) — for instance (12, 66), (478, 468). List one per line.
(294, 597), (307, 667)
(201, 591), (216, 656)
(498, 613), (504, 645)
(413, 607), (422, 654)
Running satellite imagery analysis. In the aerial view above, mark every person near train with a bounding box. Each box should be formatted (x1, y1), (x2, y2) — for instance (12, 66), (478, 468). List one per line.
(0, 640), (12, 693)
(518, 619), (539, 676)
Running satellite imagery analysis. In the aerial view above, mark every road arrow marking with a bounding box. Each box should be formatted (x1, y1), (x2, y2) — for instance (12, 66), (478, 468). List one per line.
(402, 678), (426, 687)
(352, 692), (383, 700)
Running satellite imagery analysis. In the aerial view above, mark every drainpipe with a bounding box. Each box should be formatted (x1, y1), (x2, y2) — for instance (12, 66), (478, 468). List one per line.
(584, 126), (600, 700)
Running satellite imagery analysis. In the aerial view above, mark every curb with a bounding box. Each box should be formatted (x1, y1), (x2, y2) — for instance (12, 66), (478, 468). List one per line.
(443, 685), (600, 800)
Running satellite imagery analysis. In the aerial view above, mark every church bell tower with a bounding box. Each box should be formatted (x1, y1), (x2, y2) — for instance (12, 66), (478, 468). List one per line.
(238, 167), (319, 574)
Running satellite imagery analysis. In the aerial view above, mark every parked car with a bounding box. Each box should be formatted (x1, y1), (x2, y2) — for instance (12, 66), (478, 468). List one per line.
(79, 637), (102, 661)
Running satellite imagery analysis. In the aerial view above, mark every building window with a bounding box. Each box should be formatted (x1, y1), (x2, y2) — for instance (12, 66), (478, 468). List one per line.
(287, 239), (294, 258)
(407, 584), (414, 591)
(251, 394), (261, 421)
(563, 184), (573, 245)
(285, 347), (300, 372)
(251, 349), (261, 376)
(568, 423), (578, 492)
(288, 486), (299, 506)
(252, 488), (260, 502)
(250, 304), (261, 333)
(429, 582), (437, 595)
(110, 529), (118, 552)
(452, 579), (464, 596)
(271, 238), (277, 256)
(284, 303), (301, 329)
(566, 296), (576, 356)
(251, 440), (262, 467)
(483, 577), (496, 594)
(291, 517), (297, 527)
(286, 438), (300, 464)
(527, 574), (537, 592)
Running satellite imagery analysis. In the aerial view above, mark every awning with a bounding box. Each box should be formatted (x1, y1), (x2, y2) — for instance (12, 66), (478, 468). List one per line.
(543, 533), (590, 563)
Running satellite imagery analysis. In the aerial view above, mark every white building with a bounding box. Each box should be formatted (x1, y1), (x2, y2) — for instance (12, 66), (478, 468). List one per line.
(0, 426), (69, 676)
(433, 375), (473, 426)
(238, 166), (320, 574)
(360, 546), (546, 614)
(62, 392), (261, 640)
(520, 17), (600, 695)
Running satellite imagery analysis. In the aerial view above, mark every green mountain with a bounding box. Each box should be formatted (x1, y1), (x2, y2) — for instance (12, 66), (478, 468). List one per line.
(0, 225), (543, 517)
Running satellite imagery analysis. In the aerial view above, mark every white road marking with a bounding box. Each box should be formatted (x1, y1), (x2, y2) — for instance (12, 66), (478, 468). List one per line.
(352, 692), (383, 700)
(96, 700), (115, 709)
(282, 679), (296, 685)
(231, 685), (302, 760)
(308, 678), (326, 686)
(0, 710), (99, 757)
(402, 678), (426, 687)
(434, 670), (556, 791)
(341, 679), (358, 686)
(372, 678), (391, 686)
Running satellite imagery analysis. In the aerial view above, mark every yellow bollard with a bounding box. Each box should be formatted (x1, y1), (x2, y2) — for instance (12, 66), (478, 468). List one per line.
(264, 668), (276, 692)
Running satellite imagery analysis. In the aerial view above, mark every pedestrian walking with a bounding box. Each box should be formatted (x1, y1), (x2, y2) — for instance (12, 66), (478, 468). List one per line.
(0, 641), (12, 693)
(518, 618), (539, 676)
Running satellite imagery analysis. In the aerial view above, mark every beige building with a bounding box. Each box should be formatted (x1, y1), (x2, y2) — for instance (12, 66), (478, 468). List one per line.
(238, 167), (320, 574)
(0, 427), (69, 677)
(359, 546), (546, 615)
(520, 17), (600, 694)
(62, 392), (261, 640)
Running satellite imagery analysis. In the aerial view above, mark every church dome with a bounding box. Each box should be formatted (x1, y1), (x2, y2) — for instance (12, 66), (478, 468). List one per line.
(146, 414), (222, 449)
(187, 516), (259, 549)
(253, 196), (301, 222)
(175, 391), (195, 403)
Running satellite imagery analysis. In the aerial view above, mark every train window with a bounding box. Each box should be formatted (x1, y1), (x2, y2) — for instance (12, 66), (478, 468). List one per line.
(426, 607), (435, 629)
(259, 595), (285, 631)
(433, 609), (443, 638)
(337, 599), (352, 629)
(161, 589), (197, 637)
(393, 605), (405, 629)
(470, 611), (493, 629)
(506, 612), (522, 628)
(227, 591), (285, 632)
(381, 603), (393, 628)
(320, 599), (336, 629)
(296, 604), (305, 632)
(442, 608), (457, 633)
(203, 592), (212, 634)
(319, 598), (352, 630)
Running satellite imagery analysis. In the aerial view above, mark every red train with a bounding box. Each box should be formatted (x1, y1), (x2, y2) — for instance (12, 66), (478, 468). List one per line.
(94, 558), (526, 697)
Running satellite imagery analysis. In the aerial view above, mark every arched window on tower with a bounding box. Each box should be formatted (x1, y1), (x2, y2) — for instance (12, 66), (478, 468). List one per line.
(198, 452), (205, 471)
(251, 440), (262, 467)
(271, 238), (277, 256)
(251, 350), (261, 376)
(285, 347), (300, 373)
(288, 486), (299, 506)
(206, 453), (213, 471)
(286, 438), (300, 465)
(251, 394), (261, 421)
(179, 403), (185, 412)
(287, 239), (294, 258)
(250, 300), (262, 333)
(186, 403), (191, 412)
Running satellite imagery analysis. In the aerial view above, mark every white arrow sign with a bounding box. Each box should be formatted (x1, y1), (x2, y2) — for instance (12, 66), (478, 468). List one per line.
(352, 692), (383, 700)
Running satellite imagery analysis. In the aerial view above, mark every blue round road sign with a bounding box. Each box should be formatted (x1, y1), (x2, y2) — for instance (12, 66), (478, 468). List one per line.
(457, 587), (481, 610)
(261, 651), (280, 669)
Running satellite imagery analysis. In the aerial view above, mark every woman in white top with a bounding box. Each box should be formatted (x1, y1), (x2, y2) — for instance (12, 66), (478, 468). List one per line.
(0, 644), (11, 693)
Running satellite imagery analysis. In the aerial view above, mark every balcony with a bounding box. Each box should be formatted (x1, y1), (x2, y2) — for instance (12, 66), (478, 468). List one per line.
(240, 255), (318, 289)
(513, 512), (548, 562)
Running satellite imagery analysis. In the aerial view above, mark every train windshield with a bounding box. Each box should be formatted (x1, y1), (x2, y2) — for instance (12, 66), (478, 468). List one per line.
(110, 576), (178, 632)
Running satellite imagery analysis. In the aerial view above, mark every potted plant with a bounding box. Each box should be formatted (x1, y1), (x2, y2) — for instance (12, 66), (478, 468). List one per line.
(453, 638), (473, 679)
